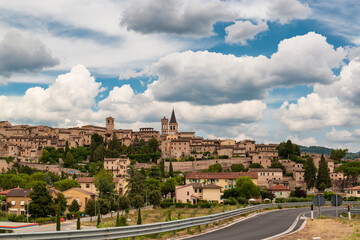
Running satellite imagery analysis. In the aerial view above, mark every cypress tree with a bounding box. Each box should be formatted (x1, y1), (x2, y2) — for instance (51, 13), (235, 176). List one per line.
(160, 158), (165, 177)
(56, 203), (61, 231)
(76, 214), (81, 230)
(316, 154), (332, 191)
(116, 212), (120, 227)
(169, 160), (173, 177)
(137, 208), (142, 225)
(97, 209), (101, 227)
(304, 157), (317, 190)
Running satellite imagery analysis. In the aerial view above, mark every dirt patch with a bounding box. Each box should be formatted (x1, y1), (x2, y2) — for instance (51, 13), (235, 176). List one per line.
(277, 218), (360, 240)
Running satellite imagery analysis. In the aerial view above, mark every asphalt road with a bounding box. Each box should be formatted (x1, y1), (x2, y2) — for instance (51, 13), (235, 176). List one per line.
(186, 207), (346, 240)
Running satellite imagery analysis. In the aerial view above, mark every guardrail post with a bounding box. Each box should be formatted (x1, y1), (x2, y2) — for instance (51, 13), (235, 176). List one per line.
(187, 227), (191, 232)
(173, 230), (176, 235)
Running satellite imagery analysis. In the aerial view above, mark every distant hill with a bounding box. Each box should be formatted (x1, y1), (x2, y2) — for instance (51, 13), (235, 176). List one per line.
(299, 146), (333, 155)
(299, 145), (360, 160)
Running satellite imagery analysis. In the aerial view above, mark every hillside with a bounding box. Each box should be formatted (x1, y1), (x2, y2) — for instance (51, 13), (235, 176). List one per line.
(299, 146), (333, 155)
(299, 145), (360, 160)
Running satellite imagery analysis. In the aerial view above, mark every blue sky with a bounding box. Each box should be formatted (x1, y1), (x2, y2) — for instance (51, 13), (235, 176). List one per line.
(1, 0), (360, 152)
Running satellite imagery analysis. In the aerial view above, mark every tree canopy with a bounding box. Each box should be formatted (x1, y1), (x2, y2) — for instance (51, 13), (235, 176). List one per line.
(277, 140), (301, 159)
(316, 154), (331, 191)
(304, 157), (317, 190)
(330, 148), (348, 162)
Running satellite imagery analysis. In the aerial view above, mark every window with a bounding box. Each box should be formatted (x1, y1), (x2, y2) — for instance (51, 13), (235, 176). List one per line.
(76, 198), (80, 204)
(225, 186), (227, 189)
(195, 189), (197, 193)
(217, 179), (219, 182)
(189, 179), (191, 182)
(199, 189), (202, 193)
(11, 200), (16, 206)
(20, 201), (25, 206)
(187, 191), (189, 196)
(280, 192), (282, 195)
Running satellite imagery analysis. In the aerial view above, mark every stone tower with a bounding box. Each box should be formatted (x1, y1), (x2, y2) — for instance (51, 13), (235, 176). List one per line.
(169, 109), (178, 135)
(106, 117), (114, 131)
(161, 116), (169, 135)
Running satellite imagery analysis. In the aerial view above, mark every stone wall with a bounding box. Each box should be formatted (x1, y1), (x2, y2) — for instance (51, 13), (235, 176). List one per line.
(18, 162), (81, 175)
(164, 158), (252, 172)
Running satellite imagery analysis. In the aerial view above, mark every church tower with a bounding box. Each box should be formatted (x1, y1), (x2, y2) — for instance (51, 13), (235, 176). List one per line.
(161, 116), (169, 135)
(169, 109), (178, 135)
(106, 117), (114, 131)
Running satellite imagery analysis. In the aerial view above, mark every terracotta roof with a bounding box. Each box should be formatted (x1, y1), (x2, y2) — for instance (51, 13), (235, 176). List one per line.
(6, 188), (32, 197)
(346, 186), (360, 190)
(268, 184), (290, 191)
(202, 184), (222, 189)
(77, 177), (122, 183)
(249, 168), (283, 172)
(0, 189), (11, 195)
(62, 187), (95, 196)
(77, 177), (93, 183)
(186, 172), (258, 179)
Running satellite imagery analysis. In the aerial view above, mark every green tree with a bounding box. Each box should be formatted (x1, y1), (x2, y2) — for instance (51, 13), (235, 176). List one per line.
(54, 179), (80, 191)
(85, 199), (96, 217)
(160, 177), (181, 199)
(148, 166), (162, 180)
(119, 215), (128, 226)
(93, 145), (106, 163)
(90, 133), (104, 162)
(116, 212), (120, 226)
(205, 163), (223, 172)
(169, 160), (174, 177)
(64, 141), (70, 160)
(94, 169), (114, 199)
(54, 192), (67, 213)
(248, 163), (263, 169)
(30, 172), (46, 182)
(63, 151), (75, 168)
(131, 194), (144, 209)
(149, 190), (162, 207)
(39, 149), (51, 163)
(231, 164), (245, 172)
(97, 209), (101, 227)
(56, 202), (61, 231)
(118, 196), (130, 214)
(277, 140), (301, 159)
(330, 148), (348, 162)
(304, 157), (317, 190)
(145, 178), (161, 191)
(126, 166), (146, 199)
(270, 161), (286, 175)
(336, 161), (360, 187)
(160, 158), (165, 177)
(316, 154), (332, 191)
(137, 208), (142, 225)
(235, 176), (260, 199)
(29, 181), (55, 218)
(77, 213), (81, 230)
(97, 198), (111, 215)
(69, 199), (80, 212)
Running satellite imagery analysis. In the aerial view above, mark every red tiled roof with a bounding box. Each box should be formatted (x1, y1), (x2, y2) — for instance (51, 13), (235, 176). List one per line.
(346, 186), (360, 190)
(77, 177), (93, 183)
(249, 168), (283, 172)
(0, 189), (11, 195)
(186, 172), (258, 179)
(62, 187), (95, 196)
(268, 184), (290, 191)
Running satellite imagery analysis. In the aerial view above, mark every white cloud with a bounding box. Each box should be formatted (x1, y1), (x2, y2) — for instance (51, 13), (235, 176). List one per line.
(267, 0), (311, 24)
(120, 0), (234, 37)
(225, 21), (268, 45)
(278, 55), (360, 132)
(326, 128), (360, 143)
(278, 93), (355, 131)
(229, 0), (310, 23)
(145, 32), (344, 105)
(0, 65), (102, 126)
(0, 29), (59, 79)
(119, 66), (151, 80)
(287, 135), (317, 146)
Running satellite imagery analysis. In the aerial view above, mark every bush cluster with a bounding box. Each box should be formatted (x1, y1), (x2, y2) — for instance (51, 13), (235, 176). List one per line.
(160, 201), (216, 209)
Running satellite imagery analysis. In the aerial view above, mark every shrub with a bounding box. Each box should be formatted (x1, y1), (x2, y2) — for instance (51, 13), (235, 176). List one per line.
(8, 214), (17, 222)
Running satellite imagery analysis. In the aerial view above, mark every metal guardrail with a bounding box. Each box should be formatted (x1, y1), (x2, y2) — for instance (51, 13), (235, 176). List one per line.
(1, 201), (359, 240)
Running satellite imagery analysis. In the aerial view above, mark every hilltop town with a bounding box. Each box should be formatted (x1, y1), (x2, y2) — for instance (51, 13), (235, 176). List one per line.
(0, 110), (355, 220)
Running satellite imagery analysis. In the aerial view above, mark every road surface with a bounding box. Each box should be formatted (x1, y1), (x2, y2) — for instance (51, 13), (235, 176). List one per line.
(186, 207), (344, 240)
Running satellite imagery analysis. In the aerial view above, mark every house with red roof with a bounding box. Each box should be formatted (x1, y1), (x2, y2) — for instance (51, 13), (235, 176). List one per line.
(345, 186), (360, 198)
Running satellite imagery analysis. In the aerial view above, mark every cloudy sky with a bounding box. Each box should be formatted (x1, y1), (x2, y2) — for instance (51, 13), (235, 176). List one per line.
(0, 0), (360, 151)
